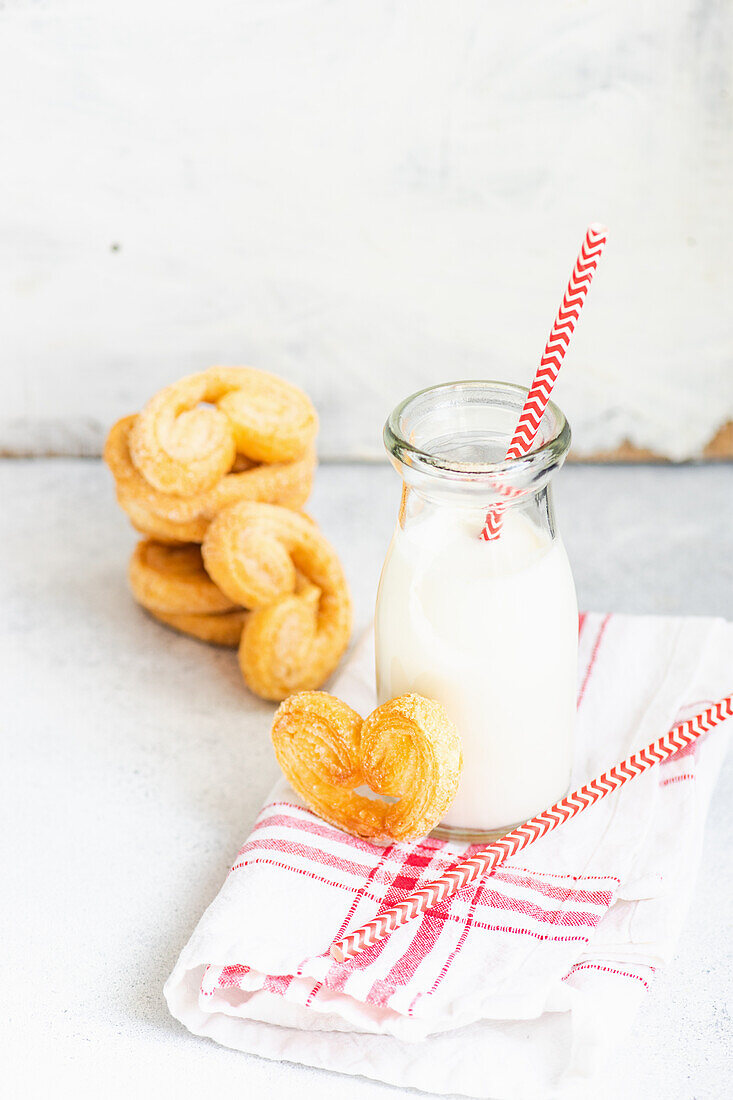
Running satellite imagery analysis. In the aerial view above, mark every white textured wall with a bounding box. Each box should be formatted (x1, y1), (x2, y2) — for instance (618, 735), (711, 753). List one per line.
(1, 0), (731, 458)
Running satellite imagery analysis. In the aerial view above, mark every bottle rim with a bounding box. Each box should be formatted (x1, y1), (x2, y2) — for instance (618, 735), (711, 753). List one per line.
(383, 379), (571, 484)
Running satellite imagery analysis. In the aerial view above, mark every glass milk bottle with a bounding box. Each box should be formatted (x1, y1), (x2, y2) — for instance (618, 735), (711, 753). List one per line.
(375, 381), (578, 841)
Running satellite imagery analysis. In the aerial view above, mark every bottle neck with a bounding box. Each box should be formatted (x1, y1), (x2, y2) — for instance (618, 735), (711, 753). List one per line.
(398, 477), (559, 543)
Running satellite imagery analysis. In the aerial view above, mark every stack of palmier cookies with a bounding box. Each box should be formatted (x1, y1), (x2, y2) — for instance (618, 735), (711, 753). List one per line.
(105, 367), (352, 701)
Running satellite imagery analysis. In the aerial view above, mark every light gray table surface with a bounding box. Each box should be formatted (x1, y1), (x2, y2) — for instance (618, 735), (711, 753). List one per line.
(2, 459), (731, 1100)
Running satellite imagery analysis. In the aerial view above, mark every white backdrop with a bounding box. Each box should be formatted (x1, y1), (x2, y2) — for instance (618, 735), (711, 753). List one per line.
(1, 0), (731, 458)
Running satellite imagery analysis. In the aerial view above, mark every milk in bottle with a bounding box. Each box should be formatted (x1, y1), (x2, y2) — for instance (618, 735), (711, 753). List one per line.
(375, 381), (577, 839)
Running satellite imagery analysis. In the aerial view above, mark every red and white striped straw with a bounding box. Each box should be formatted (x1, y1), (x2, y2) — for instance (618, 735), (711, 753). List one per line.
(330, 693), (732, 963)
(479, 223), (608, 542)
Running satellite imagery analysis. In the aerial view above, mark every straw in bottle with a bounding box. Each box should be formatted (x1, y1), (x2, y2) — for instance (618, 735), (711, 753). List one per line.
(480, 223), (608, 542)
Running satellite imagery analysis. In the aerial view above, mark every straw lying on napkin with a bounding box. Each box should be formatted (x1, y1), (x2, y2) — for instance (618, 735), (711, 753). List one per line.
(165, 614), (732, 1099)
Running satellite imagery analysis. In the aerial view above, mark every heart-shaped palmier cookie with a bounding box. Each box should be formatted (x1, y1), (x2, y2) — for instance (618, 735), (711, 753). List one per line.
(271, 691), (462, 842)
(128, 367), (317, 496)
(202, 502), (352, 701)
(105, 415), (316, 544)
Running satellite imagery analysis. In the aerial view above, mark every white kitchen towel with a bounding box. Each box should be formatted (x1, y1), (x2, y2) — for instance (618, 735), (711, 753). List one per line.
(165, 613), (732, 1099)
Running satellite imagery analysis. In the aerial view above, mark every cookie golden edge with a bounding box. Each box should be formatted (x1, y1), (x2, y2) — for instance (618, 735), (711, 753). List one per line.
(141, 606), (248, 647)
(128, 539), (241, 615)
